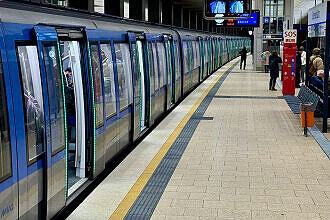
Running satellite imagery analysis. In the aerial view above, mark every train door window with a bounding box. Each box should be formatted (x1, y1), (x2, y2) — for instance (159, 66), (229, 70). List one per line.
(183, 41), (189, 74)
(100, 43), (116, 119)
(131, 43), (140, 105)
(196, 41), (200, 68)
(147, 42), (155, 96)
(42, 42), (65, 154)
(90, 43), (104, 128)
(136, 41), (146, 128)
(17, 45), (45, 162)
(0, 52), (11, 182)
(175, 42), (181, 81)
(114, 43), (132, 111)
(151, 42), (159, 91)
(157, 42), (166, 88)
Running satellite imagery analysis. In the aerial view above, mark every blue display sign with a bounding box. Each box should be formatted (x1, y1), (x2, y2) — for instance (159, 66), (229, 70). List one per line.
(237, 12), (258, 25)
(216, 10), (260, 27)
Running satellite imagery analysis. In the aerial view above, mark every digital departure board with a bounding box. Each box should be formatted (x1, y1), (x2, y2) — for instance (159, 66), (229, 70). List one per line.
(204, 0), (251, 19)
(216, 10), (260, 27)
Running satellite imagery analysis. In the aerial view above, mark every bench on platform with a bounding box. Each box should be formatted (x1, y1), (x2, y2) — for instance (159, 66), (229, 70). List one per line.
(297, 85), (320, 111)
(308, 84), (330, 115)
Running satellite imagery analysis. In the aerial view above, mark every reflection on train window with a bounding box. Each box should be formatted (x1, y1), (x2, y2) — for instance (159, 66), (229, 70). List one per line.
(147, 42), (155, 95)
(131, 43), (140, 105)
(195, 41), (200, 68)
(90, 43), (104, 128)
(0, 52), (12, 182)
(188, 41), (193, 72)
(164, 41), (172, 86)
(17, 45), (45, 162)
(152, 42), (159, 91)
(115, 43), (132, 111)
(42, 42), (65, 154)
(100, 43), (116, 119)
(157, 42), (167, 88)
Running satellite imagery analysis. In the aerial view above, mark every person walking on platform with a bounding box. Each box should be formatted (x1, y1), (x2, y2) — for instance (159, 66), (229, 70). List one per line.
(268, 50), (282, 91)
(261, 49), (271, 73)
(300, 46), (306, 82)
(309, 48), (324, 79)
(240, 46), (247, 70)
(296, 48), (302, 88)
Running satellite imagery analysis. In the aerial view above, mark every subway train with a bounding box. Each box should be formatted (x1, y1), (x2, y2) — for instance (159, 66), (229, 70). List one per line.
(0, 1), (251, 219)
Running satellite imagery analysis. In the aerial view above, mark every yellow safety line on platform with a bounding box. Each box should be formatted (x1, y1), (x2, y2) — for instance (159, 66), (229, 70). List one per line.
(109, 60), (238, 220)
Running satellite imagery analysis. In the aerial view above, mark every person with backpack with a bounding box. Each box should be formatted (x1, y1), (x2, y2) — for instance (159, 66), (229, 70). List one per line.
(309, 48), (324, 80)
(240, 46), (247, 70)
(268, 50), (282, 91)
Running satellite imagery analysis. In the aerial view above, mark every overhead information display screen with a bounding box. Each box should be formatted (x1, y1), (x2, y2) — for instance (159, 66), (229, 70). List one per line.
(205, 0), (251, 19)
(216, 10), (260, 27)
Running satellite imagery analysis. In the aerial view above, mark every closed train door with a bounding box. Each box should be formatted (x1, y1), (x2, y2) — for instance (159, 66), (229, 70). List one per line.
(3, 22), (51, 219)
(0, 22), (19, 220)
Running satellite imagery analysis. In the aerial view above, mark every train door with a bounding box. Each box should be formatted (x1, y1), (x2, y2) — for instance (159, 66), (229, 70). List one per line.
(2, 23), (51, 219)
(0, 23), (18, 220)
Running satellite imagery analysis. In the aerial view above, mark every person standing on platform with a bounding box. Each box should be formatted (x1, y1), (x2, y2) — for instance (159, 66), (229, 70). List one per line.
(309, 48), (324, 79)
(268, 50), (282, 91)
(296, 48), (302, 88)
(261, 49), (271, 73)
(300, 46), (306, 82)
(240, 46), (247, 70)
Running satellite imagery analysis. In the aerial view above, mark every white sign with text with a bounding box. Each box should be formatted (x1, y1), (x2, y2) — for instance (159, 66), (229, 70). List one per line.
(283, 29), (297, 43)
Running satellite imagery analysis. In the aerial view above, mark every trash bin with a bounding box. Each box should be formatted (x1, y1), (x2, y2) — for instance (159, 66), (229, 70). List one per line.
(300, 103), (314, 136)
(300, 103), (314, 127)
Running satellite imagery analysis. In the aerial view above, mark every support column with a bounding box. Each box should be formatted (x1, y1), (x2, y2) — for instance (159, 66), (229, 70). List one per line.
(183, 8), (190, 28)
(197, 12), (203, 30)
(190, 11), (196, 30)
(284, 0), (294, 29)
(148, 0), (160, 23)
(253, 0), (264, 71)
(129, 0), (144, 20)
(105, 0), (124, 17)
(173, 4), (182, 27)
(69, 0), (93, 11)
(162, 0), (172, 25)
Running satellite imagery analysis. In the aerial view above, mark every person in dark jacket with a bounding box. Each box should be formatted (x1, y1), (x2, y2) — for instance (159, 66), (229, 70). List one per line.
(240, 46), (247, 70)
(310, 70), (324, 90)
(268, 50), (282, 91)
(295, 48), (302, 88)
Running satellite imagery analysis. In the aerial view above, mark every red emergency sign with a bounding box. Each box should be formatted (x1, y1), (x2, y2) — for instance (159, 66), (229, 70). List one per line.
(282, 43), (297, 95)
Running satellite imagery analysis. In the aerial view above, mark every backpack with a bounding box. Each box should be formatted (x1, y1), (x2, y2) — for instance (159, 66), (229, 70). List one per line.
(309, 57), (317, 77)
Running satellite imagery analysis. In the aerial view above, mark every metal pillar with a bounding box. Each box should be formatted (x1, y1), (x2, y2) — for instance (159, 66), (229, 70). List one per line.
(253, 0), (264, 71)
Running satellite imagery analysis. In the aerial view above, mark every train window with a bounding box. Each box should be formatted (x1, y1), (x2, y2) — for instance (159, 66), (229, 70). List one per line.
(147, 42), (155, 95)
(90, 43), (104, 128)
(42, 42), (65, 154)
(131, 43), (140, 105)
(152, 42), (159, 91)
(175, 41), (181, 81)
(182, 41), (189, 74)
(115, 43), (133, 111)
(17, 45), (45, 162)
(195, 41), (200, 68)
(157, 42), (167, 88)
(188, 41), (194, 72)
(0, 53), (12, 182)
(100, 43), (116, 119)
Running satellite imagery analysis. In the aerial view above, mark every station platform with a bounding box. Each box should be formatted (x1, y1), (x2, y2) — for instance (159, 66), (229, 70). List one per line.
(68, 56), (330, 220)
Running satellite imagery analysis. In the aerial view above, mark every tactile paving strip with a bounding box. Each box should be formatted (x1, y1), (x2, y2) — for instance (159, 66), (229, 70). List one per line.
(124, 63), (238, 220)
(214, 95), (284, 99)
